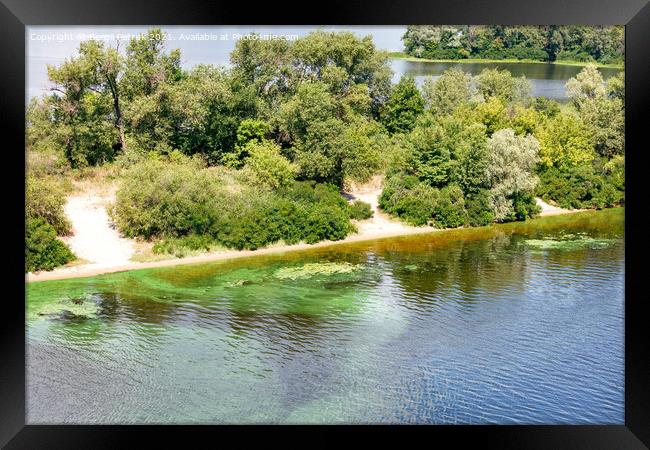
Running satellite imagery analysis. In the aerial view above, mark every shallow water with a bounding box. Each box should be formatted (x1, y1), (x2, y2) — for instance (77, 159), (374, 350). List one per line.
(390, 59), (623, 101)
(26, 208), (625, 424)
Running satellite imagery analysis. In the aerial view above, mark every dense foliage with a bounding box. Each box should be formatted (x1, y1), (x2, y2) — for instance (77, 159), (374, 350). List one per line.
(111, 155), (355, 251)
(26, 177), (71, 235)
(402, 26), (624, 64)
(379, 63), (623, 227)
(349, 200), (374, 220)
(25, 177), (76, 272)
(26, 218), (75, 272)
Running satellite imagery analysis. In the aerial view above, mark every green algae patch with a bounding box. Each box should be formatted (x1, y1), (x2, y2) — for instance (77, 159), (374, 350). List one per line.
(29, 294), (100, 320)
(274, 262), (362, 281)
(525, 235), (618, 251)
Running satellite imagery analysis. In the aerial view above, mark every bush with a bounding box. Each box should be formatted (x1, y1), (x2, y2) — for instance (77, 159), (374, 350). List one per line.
(26, 177), (71, 236)
(112, 157), (223, 239)
(26, 218), (75, 272)
(536, 165), (623, 209)
(511, 191), (541, 221)
(466, 190), (495, 226)
(349, 200), (373, 220)
(433, 184), (467, 228)
(153, 234), (218, 257)
(243, 140), (296, 189)
(379, 175), (439, 226)
(112, 161), (356, 250)
(303, 204), (355, 244)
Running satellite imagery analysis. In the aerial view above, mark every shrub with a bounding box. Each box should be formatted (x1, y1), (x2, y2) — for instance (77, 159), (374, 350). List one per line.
(113, 161), (356, 251)
(349, 200), (373, 220)
(536, 164), (623, 209)
(511, 191), (541, 221)
(25, 218), (75, 272)
(466, 190), (495, 227)
(243, 140), (297, 190)
(112, 158), (224, 239)
(26, 177), (71, 236)
(303, 204), (355, 244)
(379, 175), (439, 226)
(433, 184), (467, 228)
(153, 234), (218, 257)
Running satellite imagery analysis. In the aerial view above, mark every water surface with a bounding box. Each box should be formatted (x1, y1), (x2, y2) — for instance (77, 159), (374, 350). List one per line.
(390, 59), (623, 101)
(27, 208), (624, 424)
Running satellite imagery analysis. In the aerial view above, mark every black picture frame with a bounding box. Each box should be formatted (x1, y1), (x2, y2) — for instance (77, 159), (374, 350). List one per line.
(2, 0), (648, 447)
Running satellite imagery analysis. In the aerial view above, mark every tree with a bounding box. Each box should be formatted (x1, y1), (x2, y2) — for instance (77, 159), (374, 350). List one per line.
(607, 72), (625, 106)
(566, 64), (606, 106)
(79, 40), (126, 150)
(536, 113), (595, 170)
(408, 118), (455, 187)
(452, 123), (490, 196)
(473, 96), (510, 135)
(422, 68), (474, 115)
(578, 96), (624, 158)
(244, 140), (297, 190)
(475, 68), (531, 104)
(380, 76), (425, 135)
(231, 30), (392, 117)
(46, 44), (120, 167)
(485, 129), (540, 221)
(121, 28), (182, 100)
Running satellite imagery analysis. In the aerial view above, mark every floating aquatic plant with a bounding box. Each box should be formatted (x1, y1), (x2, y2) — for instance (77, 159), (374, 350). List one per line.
(525, 236), (617, 251)
(29, 295), (100, 320)
(274, 262), (362, 280)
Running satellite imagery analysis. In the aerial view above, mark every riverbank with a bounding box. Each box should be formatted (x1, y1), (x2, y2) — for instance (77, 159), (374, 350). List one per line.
(387, 52), (624, 69)
(26, 185), (588, 282)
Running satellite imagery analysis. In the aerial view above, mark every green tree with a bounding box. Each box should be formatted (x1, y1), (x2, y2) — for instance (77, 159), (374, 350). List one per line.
(485, 128), (540, 221)
(566, 64), (606, 106)
(578, 96), (624, 158)
(244, 140), (297, 190)
(380, 76), (425, 135)
(422, 68), (474, 115)
(475, 68), (531, 103)
(536, 113), (595, 170)
(121, 28), (182, 100)
(26, 177), (71, 236)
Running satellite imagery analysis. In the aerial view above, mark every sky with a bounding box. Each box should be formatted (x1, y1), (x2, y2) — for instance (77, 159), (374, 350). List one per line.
(26, 25), (407, 101)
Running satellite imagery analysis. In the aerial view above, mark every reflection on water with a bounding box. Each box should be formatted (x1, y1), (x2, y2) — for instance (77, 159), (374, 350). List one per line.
(390, 59), (623, 101)
(26, 209), (624, 424)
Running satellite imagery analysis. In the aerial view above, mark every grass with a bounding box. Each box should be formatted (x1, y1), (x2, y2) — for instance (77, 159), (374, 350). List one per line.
(387, 52), (624, 69)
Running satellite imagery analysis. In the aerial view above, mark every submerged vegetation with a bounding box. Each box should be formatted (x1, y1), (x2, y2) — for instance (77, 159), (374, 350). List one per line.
(25, 27), (625, 272)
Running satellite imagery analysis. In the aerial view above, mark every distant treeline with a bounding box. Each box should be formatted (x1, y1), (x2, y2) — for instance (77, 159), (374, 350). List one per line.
(402, 26), (624, 64)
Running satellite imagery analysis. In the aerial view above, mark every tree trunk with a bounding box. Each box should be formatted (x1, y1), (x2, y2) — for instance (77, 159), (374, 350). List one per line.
(107, 76), (126, 151)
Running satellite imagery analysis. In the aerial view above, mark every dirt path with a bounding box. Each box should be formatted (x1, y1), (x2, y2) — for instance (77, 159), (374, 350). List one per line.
(344, 175), (432, 237)
(62, 193), (135, 267)
(30, 187), (138, 280)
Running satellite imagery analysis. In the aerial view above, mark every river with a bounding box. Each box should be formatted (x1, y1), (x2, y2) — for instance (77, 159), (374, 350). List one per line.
(390, 59), (623, 101)
(26, 208), (624, 424)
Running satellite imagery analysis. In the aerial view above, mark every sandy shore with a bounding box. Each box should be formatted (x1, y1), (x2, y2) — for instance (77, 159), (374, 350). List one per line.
(26, 184), (581, 283)
(536, 197), (586, 217)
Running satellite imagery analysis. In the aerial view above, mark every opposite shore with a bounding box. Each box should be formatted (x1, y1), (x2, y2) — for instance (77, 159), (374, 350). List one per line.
(387, 52), (624, 69)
